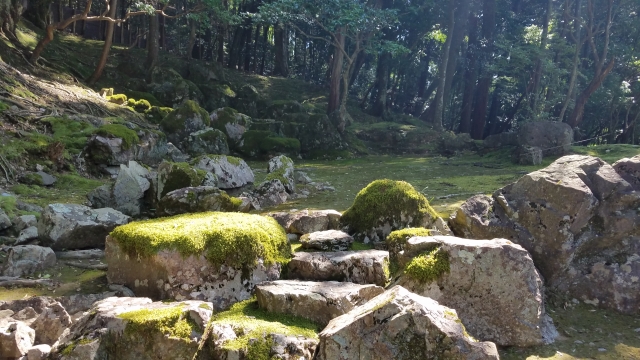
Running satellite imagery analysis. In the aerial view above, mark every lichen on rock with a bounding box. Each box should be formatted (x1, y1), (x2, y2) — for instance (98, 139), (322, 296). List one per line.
(403, 247), (450, 283)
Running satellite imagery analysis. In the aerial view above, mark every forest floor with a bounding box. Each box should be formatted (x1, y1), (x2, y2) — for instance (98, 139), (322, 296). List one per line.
(1, 20), (640, 360)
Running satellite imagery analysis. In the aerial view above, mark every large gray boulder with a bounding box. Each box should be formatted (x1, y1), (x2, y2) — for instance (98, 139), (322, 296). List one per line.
(193, 155), (254, 189)
(38, 204), (130, 250)
(85, 128), (168, 167)
(315, 286), (499, 360)
(287, 250), (390, 287)
(244, 179), (288, 210)
(1, 245), (56, 277)
(88, 161), (151, 216)
(209, 107), (252, 148)
(185, 127), (230, 156)
(153, 161), (217, 202)
(159, 100), (210, 153)
(517, 121), (573, 156)
(50, 297), (212, 360)
(613, 154), (640, 190)
(156, 186), (243, 217)
(450, 155), (640, 314)
(267, 155), (295, 193)
(12, 215), (37, 232)
(255, 280), (384, 326)
(394, 235), (557, 347)
(267, 209), (341, 235)
(0, 321), (35, 359)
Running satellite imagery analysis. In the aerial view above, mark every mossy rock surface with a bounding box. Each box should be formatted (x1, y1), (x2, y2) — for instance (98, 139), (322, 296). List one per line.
(123, 91), (162, 107)
(340, 179), (439, 240)
(95, 124), (140, 150)
(240, 130), (300, 157)
(386, 228), (432, 256)
(404, 247), (450, 283)
(144, 106), (173, 124)
(157, 161), (210, 198)
(159, 100), (209, 135)
(110, 211), (291, 268)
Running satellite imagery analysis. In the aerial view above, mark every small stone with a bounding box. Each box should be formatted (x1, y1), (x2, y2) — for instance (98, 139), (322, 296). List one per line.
(27, 344), (52, 360)
(300, 230), (353, 251)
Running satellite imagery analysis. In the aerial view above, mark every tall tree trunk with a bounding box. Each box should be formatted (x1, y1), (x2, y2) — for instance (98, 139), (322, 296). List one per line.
(442, 0), (471, 110)
(422, 0), (455, 129)
(529, 0), (552, 118)
(273, 23), (289, 76)
(88, 0), (118, 84)
(370, 51), (392, 116)
(187, 19), (197, 58)
(327, 29), (345, 115)
(458, 12), (478, 134)
(470, 0), (496, 140)
(260, 25), (268, 75)
(558, 0), (582, 122)
(144, 12), (159, 83)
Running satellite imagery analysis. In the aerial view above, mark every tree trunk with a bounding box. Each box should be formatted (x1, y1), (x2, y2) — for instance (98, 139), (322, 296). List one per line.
(567, 58), (615, 128)
(529, 0), (552, 118)
(186, 19), (197, 58)
(87, 0), (118, 84)
(327, 29), (345, 115)
(370, 51), (392, 116)
(558, 0), (582, 122)
(144, 13), (159, 83)
(470, 0), (496, 140)
(0, 0), (22, 41)
(260, 25), (268, 75)
(458, 12), (478, 134)
(273, 23), (289, 76)
(442, 0), (471, 110)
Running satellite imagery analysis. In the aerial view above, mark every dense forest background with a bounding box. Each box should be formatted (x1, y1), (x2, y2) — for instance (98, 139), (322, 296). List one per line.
(1, 0), (639, 143)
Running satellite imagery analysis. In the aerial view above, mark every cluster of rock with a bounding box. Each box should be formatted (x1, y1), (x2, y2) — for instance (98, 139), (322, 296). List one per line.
(450, 154), (640, 314)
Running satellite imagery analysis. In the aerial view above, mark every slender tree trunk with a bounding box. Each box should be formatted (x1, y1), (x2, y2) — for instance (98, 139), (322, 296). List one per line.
(186, 19), (197, 58)
(87, 0), (118, 84)
(370, 52), (392, 116)
(529, 0), (552, 118)
(459, 12), (478, 134)
(260, 25), (268, 75)
(327, 29), (345, 115)
(273, 23), (289, 76)
(144, 12), (159, 83)
(442, 0), (471, 109)
(559, 0), (582, 121)
(470, 0), (496, 140)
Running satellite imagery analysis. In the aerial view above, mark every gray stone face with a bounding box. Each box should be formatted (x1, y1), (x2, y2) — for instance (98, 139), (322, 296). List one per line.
(287, 250), (390, 287)
(0, 321), (35, 359)
(209, 107), (252, 146)
(30, 302), (72, 345)
(88, 160), (151, 217)
(38, 204), (130, 250)
(85, 130), (168, 167)
(37, 171), (57, 186)
(51, 297), (212, 360)
(186, 127), (230, 156)
(1, 245), (56, 277)
(105, 236), (281, 310)
(12, 215), (37, 232)
(0, 209), (12, 230)
(245, 180), (288, 210)
(613, 154), (640, 191)
(27, 344), (51, 360)
(156, 186), (241, 217)
(166, 143), (189, 163)
(16, 226), (39, 244)
(267, 155), (295, 193)
(255, 280), (384, 326)
(315, 286), (499, 360)
(450, 155), (640, 315)
(517, 121), (573, 156)
(194, 155), (255, 189)
(394, 236), (557, 347)
(300, 230), (354, 251)
(268, 209), (341, 235)
(518, 145), (543, 165)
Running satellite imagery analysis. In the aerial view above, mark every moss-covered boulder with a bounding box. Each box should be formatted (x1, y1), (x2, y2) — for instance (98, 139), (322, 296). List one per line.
(144, 106), (174, 124)
(106, 212), (291, 308)
(156, 186), (245, 217)
(230, 84), (263, 117)
(209, 107), (251, 147)
(154, 161), (216, 201)
(385, 227), (432, 259)
(50, 297), (212, 360)
(393, 236), (557, 347)
(239, 130), (301, 158)
(193, 154), (254, 189)
(200, 84), (236, 112)
(123, 91), (162, 107)
(280, 113), (349, 156)
(159, 100), (210, 152)
(147, 68), (204, 108)
(209, 298), (319, 360)
(262, 100), (305, 119)
(185, 127), (229, 156)
(85, 123), (168, 167)
(340, 179), (440, 244)
(266, 155), (295, 193)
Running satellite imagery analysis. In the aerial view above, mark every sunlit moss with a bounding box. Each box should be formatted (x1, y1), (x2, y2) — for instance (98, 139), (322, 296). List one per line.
(118, 305), (196, 340)
(95, 124), (140, 150)
(404, 247), (450, 283)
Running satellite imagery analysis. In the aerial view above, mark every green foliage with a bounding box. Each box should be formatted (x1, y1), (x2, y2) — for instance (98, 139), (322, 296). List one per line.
(340, 179), (438, 233)
(0, 195), (18, 218)
(212, 298), (319, 352)
(404, 247), (450, 283)
(0, 101), (8, 111)
(42, 117), (96, 154)
(110, 212), (291, 268)
(95, 124), (140, 150)
(119, 305), (197, 340)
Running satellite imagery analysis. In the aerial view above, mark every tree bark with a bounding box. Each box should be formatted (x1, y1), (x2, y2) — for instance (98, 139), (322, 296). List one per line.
(87, 0), (119, 84)
(558, 0), (582, 122)
(567, 58), (615, 128)
(187, 19), (197, 58)
(144, 13), (159, 83)
(529, 0), (552, 118)
(370, 51), (392, 116)
(458, 12), (478, 134)
(273, 23), (289, 76)
(327, 29), (345, 115)
(470, 0), (496, 140)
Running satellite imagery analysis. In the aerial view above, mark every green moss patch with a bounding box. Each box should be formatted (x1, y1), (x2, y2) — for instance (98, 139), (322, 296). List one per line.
(107, 94), (127, 105)
(404, 247), (450, 283)
(159, 161), (208, 198)
(42, 117), (96, 154)
(123, 91), (162, 107)
(127, 98), (152, 112)
(160, 100), (210, 133)
(340, 179), (438, 233)
(118, 305), (197, 340)
(386, 228), (432, 250)
(110, 212), (291, 268)
(212, 298), (319, 353)
(241, 131), (300, 156)
(95, 124), (140, 150)
(0, 101), (8, 111)
(264, 156), (293, 185)
(145, 106), (174, 124)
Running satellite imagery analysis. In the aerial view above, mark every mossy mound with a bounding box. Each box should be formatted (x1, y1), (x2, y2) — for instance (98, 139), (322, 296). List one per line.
(404, 247), (450, 283)
(123, 91), (162, 107)
(340, 180), (439, 241)
(119, 304), (197, 340)
(107, 94), (127, 105)
(127, 98), (152, 113)
(159, 100), (210, 134)
(157, 161), (210, 198)
(386, 228), (432, 253)
(110, 212), (291, 268)
(144, 106), (174, 124)
(240, 130), (300, 157)
(212, 298), (319, 355)
(95, 124), (140, 150)
(42, 116), (96, 154)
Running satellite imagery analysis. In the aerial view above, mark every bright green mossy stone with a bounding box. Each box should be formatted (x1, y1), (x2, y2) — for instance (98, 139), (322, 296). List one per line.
(340, 179), (438, 234)
(110, 212), (291, 268)
(386, 228), (432, 250)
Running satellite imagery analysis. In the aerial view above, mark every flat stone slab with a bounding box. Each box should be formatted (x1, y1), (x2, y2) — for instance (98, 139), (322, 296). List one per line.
(300, 230), (353, 251)
(256, 280), (384, 326)
(268, 209), (341, 235)
(287, 250), (390, 287)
